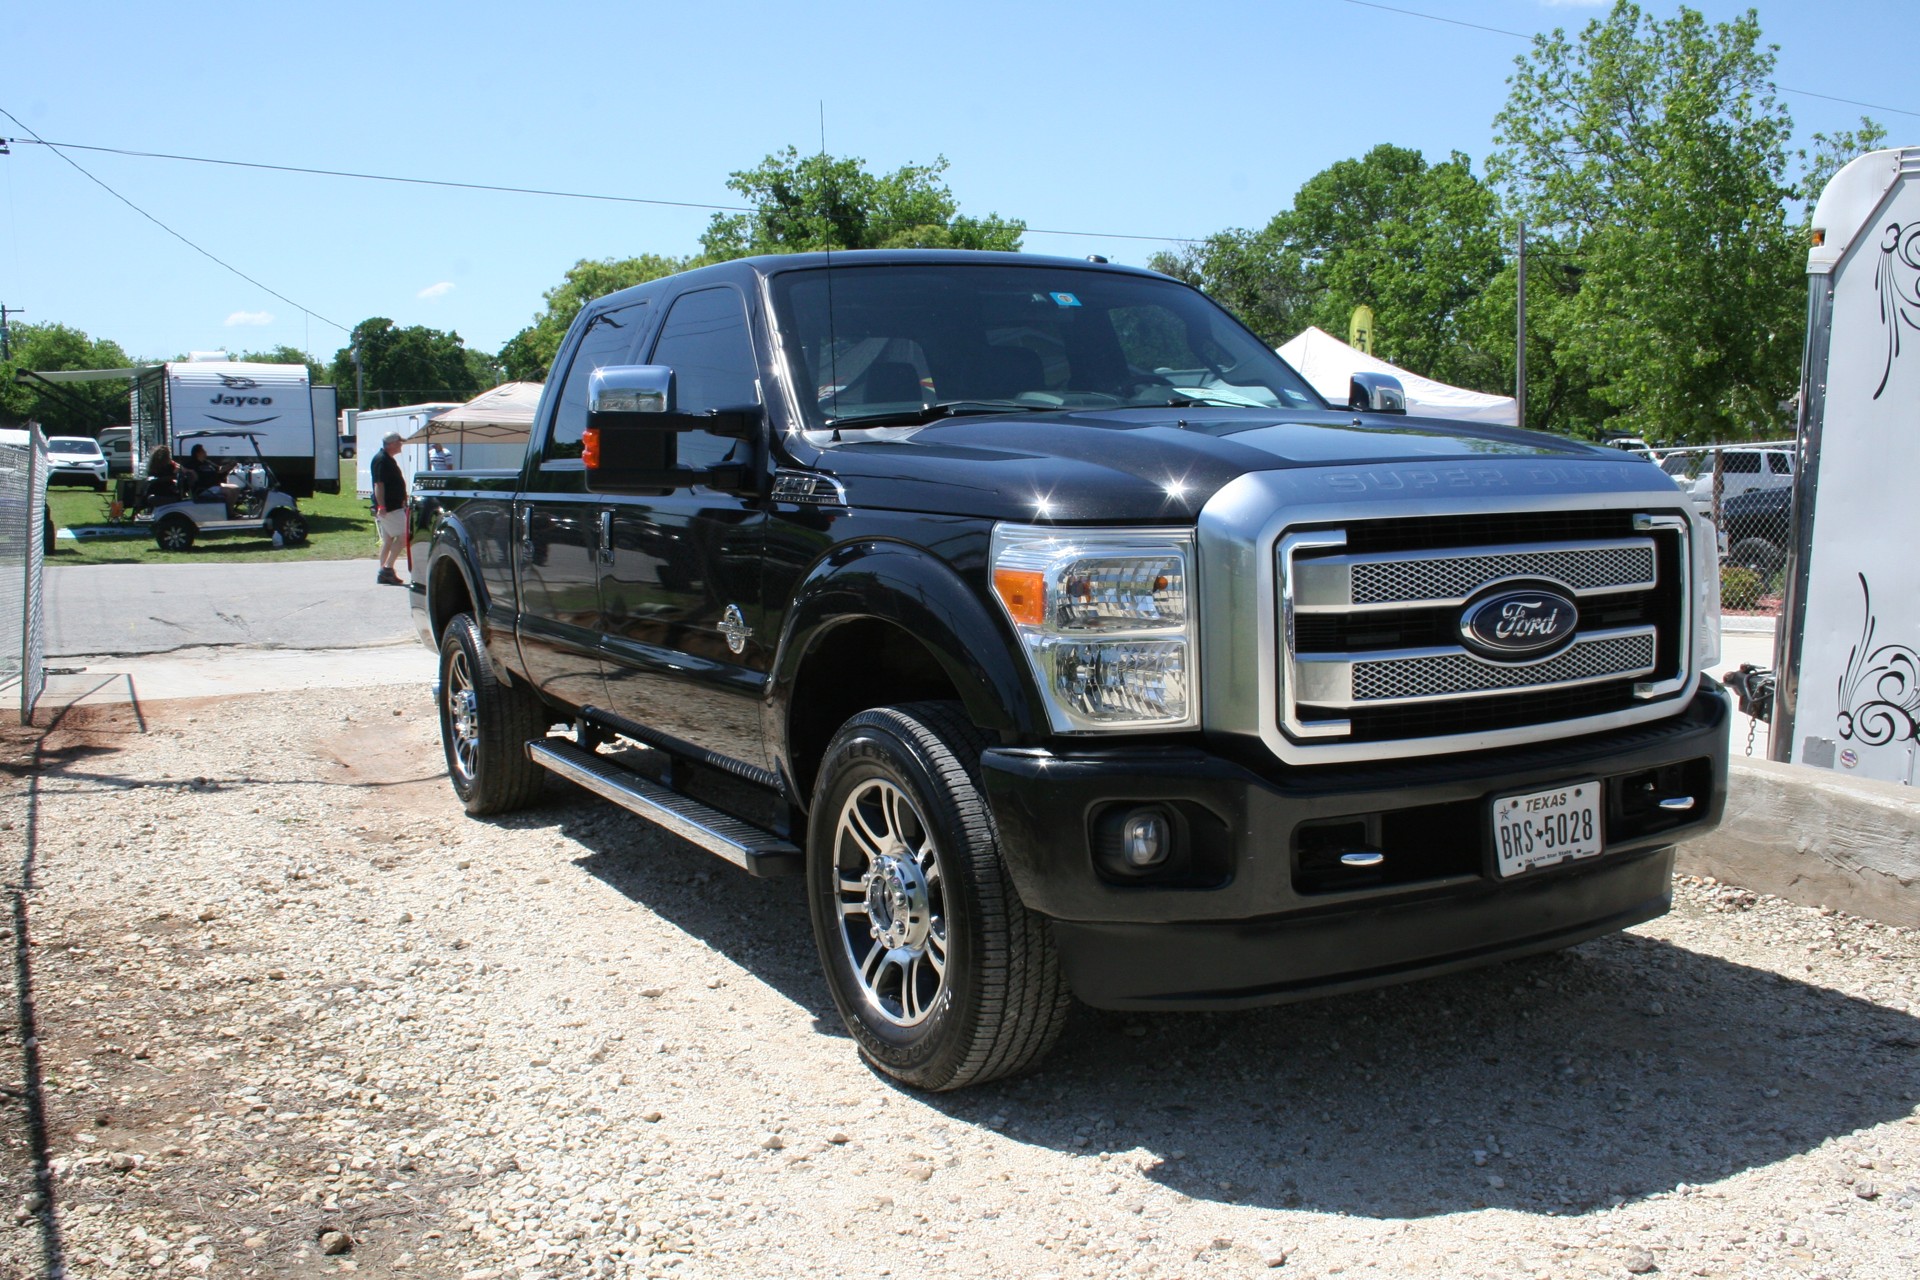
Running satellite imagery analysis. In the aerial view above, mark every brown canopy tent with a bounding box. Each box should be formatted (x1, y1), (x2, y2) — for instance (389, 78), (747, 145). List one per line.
(400, 381), (545, 444)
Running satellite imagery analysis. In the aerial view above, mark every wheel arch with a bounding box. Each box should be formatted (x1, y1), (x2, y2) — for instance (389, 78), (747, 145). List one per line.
(773, 540), (1043, 803)
(424, 516), (489, 647)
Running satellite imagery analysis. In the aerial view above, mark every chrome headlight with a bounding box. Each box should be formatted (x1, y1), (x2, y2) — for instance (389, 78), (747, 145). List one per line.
(989, 524), (1197, 732)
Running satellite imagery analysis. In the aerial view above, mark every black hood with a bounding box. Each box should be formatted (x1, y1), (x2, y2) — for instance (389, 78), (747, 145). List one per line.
(809, 406), (1657, 522)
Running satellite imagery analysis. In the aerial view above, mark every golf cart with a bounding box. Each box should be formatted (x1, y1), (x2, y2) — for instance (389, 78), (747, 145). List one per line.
(136, 430), (310, 551)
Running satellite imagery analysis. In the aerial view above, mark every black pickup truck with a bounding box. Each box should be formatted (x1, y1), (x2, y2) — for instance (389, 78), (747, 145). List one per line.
(411, 250), (1728, 1090)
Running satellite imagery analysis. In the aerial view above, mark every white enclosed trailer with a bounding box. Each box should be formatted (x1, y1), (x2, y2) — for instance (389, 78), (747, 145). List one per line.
(353, 404), (459, 498)
(1775, 146), (1920, 784)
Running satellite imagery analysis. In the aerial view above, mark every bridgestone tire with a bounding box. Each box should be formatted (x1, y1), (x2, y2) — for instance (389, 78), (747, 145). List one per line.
(437, 613), (547, 816)
(807, 701), (1071, 1091)
(153, 514), (195, 552)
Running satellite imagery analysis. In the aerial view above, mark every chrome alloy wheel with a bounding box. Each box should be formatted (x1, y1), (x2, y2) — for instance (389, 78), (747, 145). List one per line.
(444, 650), (481, 785)
(834, 778), (947, 1027)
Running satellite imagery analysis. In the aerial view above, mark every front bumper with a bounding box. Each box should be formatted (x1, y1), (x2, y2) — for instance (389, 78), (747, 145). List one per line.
(979, 683), (1728, 1010)
(50, 463), (107, 485)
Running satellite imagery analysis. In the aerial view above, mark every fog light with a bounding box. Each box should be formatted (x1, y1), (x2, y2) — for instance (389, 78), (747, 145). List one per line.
(1122, 809), (1171, 868)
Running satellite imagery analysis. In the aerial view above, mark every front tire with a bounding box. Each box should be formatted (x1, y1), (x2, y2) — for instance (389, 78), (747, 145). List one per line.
(437, 613), (548, 815)
(153, 514), (195, 552)
(807, 702), (1070, 1091)
(273, 509), (309, 546)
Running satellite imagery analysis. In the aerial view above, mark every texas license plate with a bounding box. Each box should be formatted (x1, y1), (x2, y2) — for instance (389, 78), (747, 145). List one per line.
(1493, 781), (1603, 877)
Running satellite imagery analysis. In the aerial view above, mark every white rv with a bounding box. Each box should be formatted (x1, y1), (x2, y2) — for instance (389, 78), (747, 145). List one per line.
(131, 361), (340, 496)
(1774, 146), (1920, 785)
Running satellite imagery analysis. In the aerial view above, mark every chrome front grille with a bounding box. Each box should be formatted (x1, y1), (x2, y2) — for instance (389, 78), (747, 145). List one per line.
(1348, 630), (1655, 702)
(1349, 544), (1655, 606)
(1278, 513), (1691, 748)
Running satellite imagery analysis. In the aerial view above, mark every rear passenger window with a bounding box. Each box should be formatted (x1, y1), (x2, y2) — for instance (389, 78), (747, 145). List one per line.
(1769, 452), (1793, 474)
(546, 302), (649, 461)
(1723, 452), (1761, 474)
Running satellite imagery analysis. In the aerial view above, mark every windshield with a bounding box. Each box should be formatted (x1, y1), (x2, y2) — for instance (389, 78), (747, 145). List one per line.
(769, 263), (1325, 430)
(50, 438), (101, 456)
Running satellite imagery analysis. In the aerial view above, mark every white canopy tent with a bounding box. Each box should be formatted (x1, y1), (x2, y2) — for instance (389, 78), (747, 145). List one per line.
(1277, 327), (1518, 427)
(400, 381), (546, 443)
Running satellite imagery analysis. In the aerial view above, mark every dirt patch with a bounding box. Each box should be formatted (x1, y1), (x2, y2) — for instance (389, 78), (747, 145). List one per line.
(5, 686), (1920, 1279)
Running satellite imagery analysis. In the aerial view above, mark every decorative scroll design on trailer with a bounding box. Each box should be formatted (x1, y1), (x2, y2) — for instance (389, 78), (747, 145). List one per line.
(1873, 221), (1920, 400)
(1836, 573), (1920, 748)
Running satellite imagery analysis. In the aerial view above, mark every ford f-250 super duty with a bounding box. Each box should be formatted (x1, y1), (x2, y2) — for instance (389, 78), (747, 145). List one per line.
(410, 250), (1727, 1091)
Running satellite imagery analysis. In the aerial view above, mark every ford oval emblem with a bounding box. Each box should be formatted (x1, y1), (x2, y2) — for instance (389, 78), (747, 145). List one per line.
(1460, 588), (1579, 658)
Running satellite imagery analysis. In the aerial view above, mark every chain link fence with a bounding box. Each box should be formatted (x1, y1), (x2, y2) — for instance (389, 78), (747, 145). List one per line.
(0, 426), (49, 724)
(1716, 486), (1795, 613)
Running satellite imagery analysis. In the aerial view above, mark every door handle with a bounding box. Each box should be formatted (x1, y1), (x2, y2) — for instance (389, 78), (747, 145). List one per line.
(518, 505), (535, 560)
(599, 509), (615, 565)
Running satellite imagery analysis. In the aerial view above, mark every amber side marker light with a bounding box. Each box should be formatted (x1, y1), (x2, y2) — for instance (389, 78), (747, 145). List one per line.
(581, 426), (601, 469)
(994, 568), (1046, 626)
(1811, 228), (1826, 247)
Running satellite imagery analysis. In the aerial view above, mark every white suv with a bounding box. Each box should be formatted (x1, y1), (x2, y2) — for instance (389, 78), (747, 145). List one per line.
(1660, 446), (1792, 512)
(47, 436), (110, 490)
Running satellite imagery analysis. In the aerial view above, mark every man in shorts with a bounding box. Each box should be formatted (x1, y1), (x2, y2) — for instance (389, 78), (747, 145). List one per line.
(371, 431), (409, 586)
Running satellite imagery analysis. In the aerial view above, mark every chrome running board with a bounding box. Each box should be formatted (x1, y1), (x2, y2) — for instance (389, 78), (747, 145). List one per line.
(527, 740), (803, 877)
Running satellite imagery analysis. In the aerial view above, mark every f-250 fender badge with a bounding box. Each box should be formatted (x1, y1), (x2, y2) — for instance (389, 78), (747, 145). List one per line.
(1460, 587), (1578, 659)
(718, 604), (753, 655)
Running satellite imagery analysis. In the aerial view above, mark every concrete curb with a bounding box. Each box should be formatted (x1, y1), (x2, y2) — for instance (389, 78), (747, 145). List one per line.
(1679, 756), (1920, 927)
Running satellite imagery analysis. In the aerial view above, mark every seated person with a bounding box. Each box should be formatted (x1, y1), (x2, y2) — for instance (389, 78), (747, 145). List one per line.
(142, 445), (187, 507)
(182, 443), (244, 508)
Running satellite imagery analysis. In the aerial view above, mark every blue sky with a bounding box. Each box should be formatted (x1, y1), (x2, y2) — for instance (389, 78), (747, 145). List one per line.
(3, 0), (1914, 367)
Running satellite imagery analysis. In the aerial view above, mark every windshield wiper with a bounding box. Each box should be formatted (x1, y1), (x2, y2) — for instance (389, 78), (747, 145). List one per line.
(1147, 395), (1255, 409)
(823, 399), (1033, 429)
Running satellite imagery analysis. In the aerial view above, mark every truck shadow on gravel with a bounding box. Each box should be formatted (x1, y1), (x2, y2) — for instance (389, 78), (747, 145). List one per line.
(544, 787), (1918, 1222)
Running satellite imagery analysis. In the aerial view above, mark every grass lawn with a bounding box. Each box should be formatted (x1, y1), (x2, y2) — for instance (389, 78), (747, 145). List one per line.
(45, 482), (379, 565)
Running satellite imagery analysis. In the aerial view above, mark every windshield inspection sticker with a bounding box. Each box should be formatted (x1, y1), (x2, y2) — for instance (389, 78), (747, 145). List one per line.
(1049, 292), (1082, 307)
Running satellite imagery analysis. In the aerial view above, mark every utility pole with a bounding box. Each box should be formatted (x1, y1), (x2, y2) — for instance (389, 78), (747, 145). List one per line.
(1515, 220), (1528, 432)
(0, 303), (23, 363)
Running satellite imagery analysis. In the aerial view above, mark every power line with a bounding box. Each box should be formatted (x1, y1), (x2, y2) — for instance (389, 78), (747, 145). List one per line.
(1338, 0), (1920, 120)
(0, 108), (349, 333)
(3, 136), (1202, 245)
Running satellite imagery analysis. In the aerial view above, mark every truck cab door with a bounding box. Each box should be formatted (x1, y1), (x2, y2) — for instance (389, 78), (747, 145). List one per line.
(514, 303), (649, 711)
(598, 285), (772, 773)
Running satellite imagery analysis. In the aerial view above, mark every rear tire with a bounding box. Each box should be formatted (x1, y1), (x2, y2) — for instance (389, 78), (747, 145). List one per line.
(153, 514), (195, 552)
(437, 613), (548, 816)
(806, 701), (1070, 1091)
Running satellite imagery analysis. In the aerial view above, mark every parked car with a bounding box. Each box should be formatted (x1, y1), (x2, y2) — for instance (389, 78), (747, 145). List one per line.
(1660, 446), (1793, 512)
(46, 436), (109, 489)
(1719, 484), (1794, 578)
(99, 426), (133, 475)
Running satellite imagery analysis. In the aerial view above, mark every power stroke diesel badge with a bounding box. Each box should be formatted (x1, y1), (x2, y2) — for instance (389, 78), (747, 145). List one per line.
(1460, 587), (1578, 659)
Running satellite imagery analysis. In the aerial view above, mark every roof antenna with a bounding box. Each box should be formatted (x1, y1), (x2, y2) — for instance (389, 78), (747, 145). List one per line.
(821, 101), (841, 440)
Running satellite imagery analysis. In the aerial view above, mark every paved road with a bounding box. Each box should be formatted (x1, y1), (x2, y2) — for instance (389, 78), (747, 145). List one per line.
(45, 558), (417, 656)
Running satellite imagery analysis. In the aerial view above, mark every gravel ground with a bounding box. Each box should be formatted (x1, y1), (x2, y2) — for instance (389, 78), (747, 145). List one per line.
(4, 685), (1918, 1279)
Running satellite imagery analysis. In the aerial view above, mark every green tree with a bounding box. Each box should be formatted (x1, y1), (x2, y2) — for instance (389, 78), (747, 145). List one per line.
(332, 319), (484, 409)
(0, 321), (137, 435)
(1275, 145), (1507, 392)
(1150, 227), (1305, 348)
(233, 343), (330, 386)
(1490, 2), (1808, 442)
(1154, 145), (1505, 394)
(498, 254), (686, 382)
(698, 148), (1024, 259)
(1797, 117), (1889, 215)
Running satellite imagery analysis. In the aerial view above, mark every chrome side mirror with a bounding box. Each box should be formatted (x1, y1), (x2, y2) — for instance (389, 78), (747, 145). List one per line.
(1349, 372), (1407, 415)
(589, 365), (673, 417)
